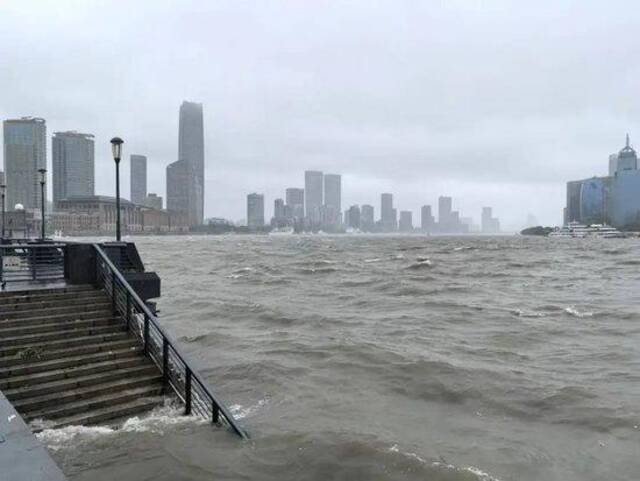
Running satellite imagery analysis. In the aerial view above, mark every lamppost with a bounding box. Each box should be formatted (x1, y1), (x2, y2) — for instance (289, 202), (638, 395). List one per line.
(110, 137), (124, 242)
(0, 184), (6, 239)
(38, 169), (46, 240)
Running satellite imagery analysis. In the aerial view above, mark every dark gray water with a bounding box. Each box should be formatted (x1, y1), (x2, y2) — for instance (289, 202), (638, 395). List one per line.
(39, 235), (639, 480)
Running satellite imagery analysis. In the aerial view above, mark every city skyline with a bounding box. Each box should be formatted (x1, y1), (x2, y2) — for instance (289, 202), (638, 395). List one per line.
(3, 2), (640, 230)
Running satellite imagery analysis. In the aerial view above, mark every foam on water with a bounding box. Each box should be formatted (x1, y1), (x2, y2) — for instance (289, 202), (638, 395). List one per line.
(564, 306), (594, 317)
(35, 403), (204, 450)
(229, 398), (268, 419)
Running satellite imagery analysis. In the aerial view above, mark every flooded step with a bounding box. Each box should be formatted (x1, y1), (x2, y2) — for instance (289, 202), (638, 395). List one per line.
(5, 365), (160, 402)
(0, 284), (97, 299)
(0, 300), (111, 321)
(0, 294), (108, 315)
(0, 316), (119, 338)
(0, 332), (131, 360)
(0, 309), (115, 329)
(0, 354), (149, 390)
(0, 323), (125, 347)
(0, 287), (101, 306)
(0, 345), (142, 378)
(30, 395), (163, 431)
(22, 381), (163, 421)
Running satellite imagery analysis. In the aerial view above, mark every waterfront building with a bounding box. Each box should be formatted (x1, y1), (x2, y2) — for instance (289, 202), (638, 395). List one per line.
(565, 135), (640, 229)
(361, 204), (375, 232)
(141, 208), (189, 233)
(399, 211), (413, 232)
(285, 187), (304, 220)
(272, 198), (288, 227)
(347, 205), (361, 229)
(323, 174), (341, 230)
(380, 193), (397, 232)
(421, 205), (435, 232)
(438, 196), (452, 228)
(305, 171), (323, 225)
(481, 207), (500, 233)
(166, 159), (189, 215)
(145, 193), (163, 210)
(130, 154), (147, 205)
(3, 117), (46, 211)
(54, 195), (143, 234)
(51, 131), (94, 208)
(178, 101), (205, 225)
(247, 193), (265, 229)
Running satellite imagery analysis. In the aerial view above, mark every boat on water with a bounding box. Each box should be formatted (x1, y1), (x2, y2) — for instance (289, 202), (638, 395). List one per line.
(548, 222), (624, 238)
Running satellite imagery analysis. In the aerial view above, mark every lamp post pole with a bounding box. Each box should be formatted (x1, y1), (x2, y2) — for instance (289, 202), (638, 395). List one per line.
(38, 169), (47, 240)
(110, 137), (124, 242)
(0, 184), (5, 239)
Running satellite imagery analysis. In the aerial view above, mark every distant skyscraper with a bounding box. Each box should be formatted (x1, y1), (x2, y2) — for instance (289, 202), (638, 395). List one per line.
(305, 171), (323, 224)
(145, 193), (163, 210)
(617, 134), (637, 172)
(347, 205), (361, 229)
(380, 193), (396, 232)
(274, 198), (285, 219)
(399, 211), (413, 232)
(361, 204), (374, 231)
(3, 117), (46, 211)
(178, 101), (205, 225)
(247, 193), (265, 228)
(324, 174), (341, 210)
(286, 187), (304, 219)
(438, 196), (452, 225)
(166, 159), (189, 214)
(609, 153), (619, 176)
(481, 207), (500, 233)
(52, 131), (94, 207)
(130, 154), (147, 205)
(421, 205), (434, 232)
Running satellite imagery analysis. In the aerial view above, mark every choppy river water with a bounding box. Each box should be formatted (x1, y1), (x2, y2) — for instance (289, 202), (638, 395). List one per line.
(39, 235), (640, 481)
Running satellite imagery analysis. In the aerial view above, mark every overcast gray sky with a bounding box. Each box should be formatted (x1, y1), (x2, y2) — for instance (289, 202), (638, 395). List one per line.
(2, 0), (639, 229)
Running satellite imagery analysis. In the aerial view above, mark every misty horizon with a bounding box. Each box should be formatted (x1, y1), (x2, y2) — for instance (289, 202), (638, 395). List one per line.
(2, 1), (639, 230)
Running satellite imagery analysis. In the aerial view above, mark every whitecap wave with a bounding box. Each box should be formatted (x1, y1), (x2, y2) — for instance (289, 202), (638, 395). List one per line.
(229, 398), (268, 419)
(35, 403), (203, 450)
(564, 306), (594, 318)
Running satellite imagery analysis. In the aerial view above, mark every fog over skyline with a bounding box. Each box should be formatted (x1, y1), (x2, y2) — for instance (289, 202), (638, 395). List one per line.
(2, 1), (640, 229)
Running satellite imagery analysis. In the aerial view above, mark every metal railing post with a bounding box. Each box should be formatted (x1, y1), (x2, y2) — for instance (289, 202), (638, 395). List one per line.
(212, 402), (219, 424)
(31, 248), (36, 280)
(143, 314), (149, 354)
(111, 274), (116, 315)
(125, 291), (131, 331)
(185, 368), (192, 415)
(162, 338), (169, 392)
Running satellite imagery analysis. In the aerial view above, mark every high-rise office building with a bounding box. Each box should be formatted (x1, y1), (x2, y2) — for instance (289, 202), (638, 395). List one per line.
(166, 159), (189, 214)
(145, 193), (163, 210)
(361, 204), (374, 231)
(3, 117), (46, 211)
(130, 154), (147, 205)
(285, 187), (304, 219)
(380, 193), (396, 231)
(51, 131), (94, 207)
(178, 101), (205, 225)
(274, 198), (285, 218)
(438, 196), (452, 225)
(347, 205), (361, 229)
(421, 205), (435, 232)
(324, 174), (341, 210)
(399, 211), (413, 232)
(481, 207), (500, 233)
(305, 171), (323, 224)
(247, 193), (264, 228)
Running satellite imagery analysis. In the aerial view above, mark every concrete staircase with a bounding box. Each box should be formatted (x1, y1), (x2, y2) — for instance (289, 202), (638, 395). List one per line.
(0, 284), (164, 431)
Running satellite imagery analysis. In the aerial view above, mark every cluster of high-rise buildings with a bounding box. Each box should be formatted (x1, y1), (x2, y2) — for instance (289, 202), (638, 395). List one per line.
(1, 101), (205, 235)
(247, 170), (500, 234)
(565, 135), (640, 229)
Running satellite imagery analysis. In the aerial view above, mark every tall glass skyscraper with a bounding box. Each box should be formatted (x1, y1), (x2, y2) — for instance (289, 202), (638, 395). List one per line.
(52, 131), (94, 207)
(3, 117), (47, 211)
(178, 101), (204, 225)
(130, 154), (147, 205)
(304, 171), (323, 224)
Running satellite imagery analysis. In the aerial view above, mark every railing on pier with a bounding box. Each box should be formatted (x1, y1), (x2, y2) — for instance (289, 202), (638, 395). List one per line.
(0, 243), (66, 284)
(93, 244), (247, 439)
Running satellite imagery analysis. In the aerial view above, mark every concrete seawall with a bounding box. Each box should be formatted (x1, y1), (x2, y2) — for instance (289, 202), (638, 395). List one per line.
(0, 389), (67, 481)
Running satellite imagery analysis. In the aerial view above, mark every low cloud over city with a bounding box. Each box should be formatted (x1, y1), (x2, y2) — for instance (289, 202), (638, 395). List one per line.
(2, 0), (640, 229)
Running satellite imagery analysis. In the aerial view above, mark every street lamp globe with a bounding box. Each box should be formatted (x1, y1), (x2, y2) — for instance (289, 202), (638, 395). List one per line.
(38, 168), (47, 184)
(110, 137), (124, 162)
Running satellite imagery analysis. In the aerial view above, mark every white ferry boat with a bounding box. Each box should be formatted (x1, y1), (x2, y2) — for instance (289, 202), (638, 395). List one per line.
(548, 222), (624, 238)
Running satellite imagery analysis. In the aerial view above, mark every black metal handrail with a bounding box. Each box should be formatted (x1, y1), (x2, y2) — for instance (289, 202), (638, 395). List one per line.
(0, 243), (67, 284)
(93, 243), (247, 438)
